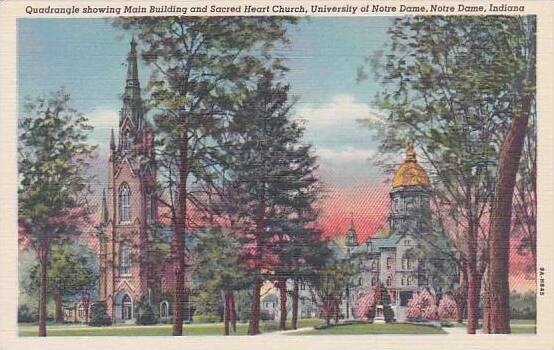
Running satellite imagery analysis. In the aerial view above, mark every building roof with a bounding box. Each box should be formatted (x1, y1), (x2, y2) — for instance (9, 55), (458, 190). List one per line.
(392, 141), (430, 188)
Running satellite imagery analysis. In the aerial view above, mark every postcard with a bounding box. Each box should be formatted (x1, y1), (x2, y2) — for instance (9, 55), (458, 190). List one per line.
(0, 1), (553, 349)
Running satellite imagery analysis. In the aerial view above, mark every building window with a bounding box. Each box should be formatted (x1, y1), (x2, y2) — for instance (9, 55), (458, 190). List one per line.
(160, 301), (169, 319)
(386, 257), (393, 270)
(404, 240), (411, 246)
(119, 242), (131, 276)
(371, 277), (377, 287)
(300, 282), (306, 291)
(401, 275), (406, 286)
(146, 193), (155, 224)
(386, 275), (393, 287)
(119, 183), (131, 223)
(371, 259), (379, 271)
(358, 277), (363, 286)
(122, 129), (132, 151)
(78, 304), (85, 318)
(407, 275), (413, 285)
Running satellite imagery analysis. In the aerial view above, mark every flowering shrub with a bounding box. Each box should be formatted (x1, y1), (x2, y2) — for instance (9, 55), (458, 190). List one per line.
(438, 293), (457, 320)
(354, 291), (375, 320)
(406, 289), (439, 322)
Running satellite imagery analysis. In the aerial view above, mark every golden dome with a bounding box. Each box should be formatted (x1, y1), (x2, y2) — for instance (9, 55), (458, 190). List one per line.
(392, 141), (430, 188)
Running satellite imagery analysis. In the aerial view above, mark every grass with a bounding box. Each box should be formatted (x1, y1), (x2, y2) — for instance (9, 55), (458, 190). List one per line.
(18, 318), (326, 337)
(290, 323), (447, 335)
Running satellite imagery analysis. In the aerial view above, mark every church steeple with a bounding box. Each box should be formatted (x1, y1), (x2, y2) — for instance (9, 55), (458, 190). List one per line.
(346, 213), (358, 247)
(120, 38), (144, 132)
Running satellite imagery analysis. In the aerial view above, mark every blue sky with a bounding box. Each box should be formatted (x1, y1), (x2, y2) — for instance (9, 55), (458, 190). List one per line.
(18, 17), (394, 188)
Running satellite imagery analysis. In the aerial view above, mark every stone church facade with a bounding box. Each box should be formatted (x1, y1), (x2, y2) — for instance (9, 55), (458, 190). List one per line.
(345, 142), (433, 321)
(93, 40), (183, 323)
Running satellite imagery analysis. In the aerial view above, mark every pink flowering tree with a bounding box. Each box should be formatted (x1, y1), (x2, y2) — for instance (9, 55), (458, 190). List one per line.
(438, 293), (458, 320)
(354, 291), (375, 320)
(406, 289), (439, 322)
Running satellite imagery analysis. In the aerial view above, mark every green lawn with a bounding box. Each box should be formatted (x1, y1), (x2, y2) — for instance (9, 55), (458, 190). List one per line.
(291, 323), (447, 335)
(18, 318), (326, 337)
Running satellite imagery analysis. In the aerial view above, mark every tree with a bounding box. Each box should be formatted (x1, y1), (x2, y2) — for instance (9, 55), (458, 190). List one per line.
(217, 70), (320, 335)
(112, 17), (296, 336)
(310, 256), (357, 326)
(359, 16), (536, 333)
(487, 16), (536, 334)
(18, 88), (96, 336)
(192, 228), (251, 335)
(23, 243), (98, 323)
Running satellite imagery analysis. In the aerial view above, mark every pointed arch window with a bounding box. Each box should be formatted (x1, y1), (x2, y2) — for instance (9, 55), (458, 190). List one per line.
(122, 129), (132, 151)
(119, 241), (131, 276)
(119, 183), (131, 223)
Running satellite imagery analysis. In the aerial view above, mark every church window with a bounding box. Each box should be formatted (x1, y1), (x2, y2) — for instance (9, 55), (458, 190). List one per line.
(119, 241), (132, 276)
(122, 129), (132, 151)
(386, 257), (393, 270)
(119, 183), (131, 223)
(160, 301), (169, 319)
(78, 304), (85, 318)
(386, 275), (393, 287)
(146, 193), (156, 224)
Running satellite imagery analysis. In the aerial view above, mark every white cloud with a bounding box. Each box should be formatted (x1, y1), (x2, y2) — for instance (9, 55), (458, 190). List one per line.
(317, 146), (375, 163)
(294, 94), (383, 129)
(86, 107), (119, 148)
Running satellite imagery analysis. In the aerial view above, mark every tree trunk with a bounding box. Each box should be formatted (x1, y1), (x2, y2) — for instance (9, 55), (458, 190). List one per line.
(333, 299), (339, 324)
(279, 278), (287, 331)
(488, 100), (531, 333)
(223, 291), (230, 336)
(54, 290), (63, 323)
(481, 273), (492, 333)
(248, 276), (262, 335)
(230, 292), (237, 333)
(38, 244), (49, 337)
(466, 266), (481, 334)
(325, 302), (331, 326)
(291, 279), (299, 330)
(172, 132), (189, 336)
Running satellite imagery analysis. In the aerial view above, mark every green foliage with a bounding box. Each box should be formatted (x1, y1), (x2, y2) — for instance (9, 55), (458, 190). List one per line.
(88, 302), (112, 327)
(22, 243), (98, 300)
(380, 287), (395, 323)
(18, 88), (96, 251)
(510, 291), (536, 320)
(135, 295), (160, 325)
(18, 304), (38, 323)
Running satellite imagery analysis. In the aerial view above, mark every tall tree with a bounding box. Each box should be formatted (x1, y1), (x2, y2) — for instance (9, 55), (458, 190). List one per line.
(487, 16), (536, 334)
(359, 16), (535, 333)
(18, 88), (96, 336)
(112, 17), (296, 336)
(220, 71), (314, 335)
(23, 243), (98, 323)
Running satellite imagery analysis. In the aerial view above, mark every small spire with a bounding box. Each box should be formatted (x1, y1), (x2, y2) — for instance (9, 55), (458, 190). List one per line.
(406, 139), (416, 162)
(349, 211), (355, 230)
(110, 128), (116, 150)
(101, 189), (109, 224)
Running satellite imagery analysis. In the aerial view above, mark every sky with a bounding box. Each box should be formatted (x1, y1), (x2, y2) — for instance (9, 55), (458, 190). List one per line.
(17, 18), (534, 292)
(17, 17), (394, 237)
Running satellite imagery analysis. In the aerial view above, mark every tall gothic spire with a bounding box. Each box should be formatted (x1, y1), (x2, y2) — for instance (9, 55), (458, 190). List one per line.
(120, 38), (144, 130)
